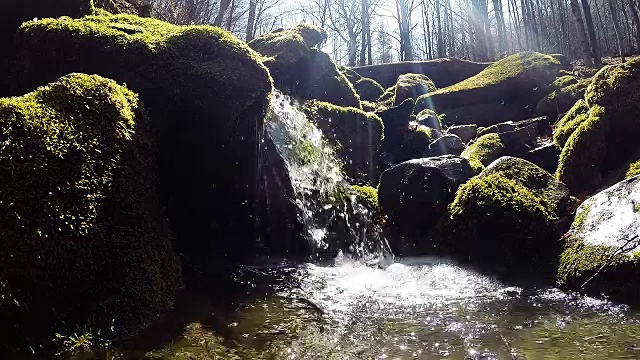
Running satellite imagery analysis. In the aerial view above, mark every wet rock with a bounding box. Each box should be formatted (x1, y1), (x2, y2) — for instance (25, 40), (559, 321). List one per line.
(303, 100), (384, 183)
(398, 124), (441, 162)
(394, 73), (437, 105)
(521, 142), (560, 174)
(378, 98), (415, 164)
(11, 14), (273, 262)
(557, 175), (640, 305)
(415, 108), (442, 132)
(446, 124), (478, 143)
(415, 52), (566, 127)
(429, 134), (464, 156)
(257, 133), (308, 258)
(378, 155), (474, 248)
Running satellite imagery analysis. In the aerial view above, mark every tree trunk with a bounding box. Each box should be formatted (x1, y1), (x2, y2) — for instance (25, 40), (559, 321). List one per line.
(570, 0), (594, 67)
(628, 0), (640, 51)
(246, 0), (257, 42)
(493, 0), (506, 56)
(399, 0), (413, 60)
(581, 0), (602, 67)
(436, 0), (444, 57)
(609, 0), (626, 60)
(214, 0), (232, 27)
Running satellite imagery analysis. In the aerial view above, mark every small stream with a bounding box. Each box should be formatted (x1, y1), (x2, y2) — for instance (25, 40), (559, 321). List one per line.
(216, 256), (640, 359)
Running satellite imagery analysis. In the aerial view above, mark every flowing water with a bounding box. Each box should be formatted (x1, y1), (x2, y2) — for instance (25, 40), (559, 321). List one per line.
(134, 93), (640, 360)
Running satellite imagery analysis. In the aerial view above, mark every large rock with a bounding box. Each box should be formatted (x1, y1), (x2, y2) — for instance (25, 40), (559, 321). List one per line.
(378, 155), (474, 248)
(394, 73), (436, 105)
(447, 124), (478, 143)
(429, 134), (464, 156)
(557, 175), (640, 304)
(521, 142), (560, 174)
(303, 100), (384, 183)
(249, 25), (360, 108)
(378, 98), (415, 164)
(351, 57), (490, 88)
(415, 52), (566, 126)
(11, 14), (273, 262)
(556, 59), (640, 195)
(438, 161), (563, 274)
(0, 74), (182, 354)
(536, 74), (590, 123)
(354, 77), (384, 102)
(460, 133), (505, 173)
(0, 0), (94, 95)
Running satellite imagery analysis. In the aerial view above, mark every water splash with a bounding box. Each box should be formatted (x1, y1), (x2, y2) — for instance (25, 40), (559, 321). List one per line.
(267, 91), (391, 264)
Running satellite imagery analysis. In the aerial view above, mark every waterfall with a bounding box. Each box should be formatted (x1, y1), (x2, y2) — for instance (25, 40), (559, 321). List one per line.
(265, 90), (392, 266)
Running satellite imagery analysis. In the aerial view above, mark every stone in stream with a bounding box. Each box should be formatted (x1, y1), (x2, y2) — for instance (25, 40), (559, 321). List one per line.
(557, 174), (640, 305)
(446, 124), (478, 144)
(378, 155), (474, 254)
(436, 157), (568, 275)
(414, 52), (566, 127)
(11, 13), (273, 263)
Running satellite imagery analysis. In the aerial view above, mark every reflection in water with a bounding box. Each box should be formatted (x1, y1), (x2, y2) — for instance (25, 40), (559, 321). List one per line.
(221, 256), (640, 359)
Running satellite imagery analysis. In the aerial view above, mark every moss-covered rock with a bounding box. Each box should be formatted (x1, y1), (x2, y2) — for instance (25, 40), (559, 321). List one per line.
(354, 77), (384, 102)
(557, 175), (640, 305)
(394, 73), (436, 106)
(303, 100), (384, 183)
(460, 133), (505, 173)
(440, 171), (560, 273)
(536, 75), (590, 123)
(415, 108), (442, 131)
(0, 74), (182, 354)
(399, 123), (438, 161)
(11, 13), (273, 262)
(377, 85), (397, 106)
(415, 52), (565, 126)
(480, 156), (574, 217)
(377, 98), (415, 164)
(556, 105), (608, 195)
(249, 27), (359, 108)
(0, 0), (95, 95)
(553, 99), (590, 149)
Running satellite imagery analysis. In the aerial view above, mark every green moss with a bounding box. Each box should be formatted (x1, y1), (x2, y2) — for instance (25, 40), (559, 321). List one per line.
(432, 52), (560, 95)
(351, 185), (379, 209)
(12, 13), (273, 262)
(556, 105), (608, 194)
(354, 77), (384, 102)
(538, 76), (591, 123)
(303, 100), (383, 182)
(292, 23), (327, 48)
(394, 73), (436, 105)
(442, 173), (558, 271)
(553, 99), (590, 148)
(415, 108), (442, 129)
(626, 160), (640, 179)
(552, 74), (579, 88)
(248, 30), (309, 66)
(460, 133), (505, 173)
(377, 85), (397, 106)
(0, 73), (182, 354)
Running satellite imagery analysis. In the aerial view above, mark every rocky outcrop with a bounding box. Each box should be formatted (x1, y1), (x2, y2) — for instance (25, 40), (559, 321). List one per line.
(249, 25), (360, 108)
(11, 13), (274, 262)
(557, 175), (640, 304)
(351, 57), (490, 88)
(415, 52), (566, 127)
(0, 74), (182, 354)
(378, 155), (474, 252)
(393, 73), (436, 105)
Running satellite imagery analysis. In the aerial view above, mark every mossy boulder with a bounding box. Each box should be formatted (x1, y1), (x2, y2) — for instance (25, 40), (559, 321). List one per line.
(11, 14), (273, 262)
(378, 98), (415, 165)
(377, 85), (397, 106)
(0, 0), (94, 95)
(398, 123), (440, 162)
(354, 77), (385, 102)
(249, 26), (359, 108)
(553, 99), (590, 149)
(415, 108), (442, 132)
(536, 75), (590, 123)
(460, 133), (505, 173)
(557, 175), (640, 305)
(394, 73), (436, 106)
(0, 74), (182, 354)
(378, 155), (474, 253)
(303, 100), (384, 183)
(415, 52), (565, 126)
(439, 170), (560, 274)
